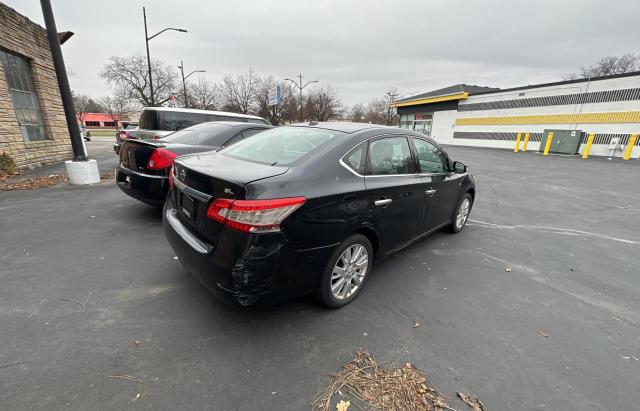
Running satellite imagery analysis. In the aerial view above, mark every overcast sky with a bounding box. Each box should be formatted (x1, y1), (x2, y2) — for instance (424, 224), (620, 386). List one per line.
(5, 0), (640, 106)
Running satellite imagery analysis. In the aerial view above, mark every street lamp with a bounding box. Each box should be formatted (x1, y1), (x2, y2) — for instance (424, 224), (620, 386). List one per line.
(178, 61), (205, 108)
(284, 74), (318, 123)
(143, 6), (187, 106)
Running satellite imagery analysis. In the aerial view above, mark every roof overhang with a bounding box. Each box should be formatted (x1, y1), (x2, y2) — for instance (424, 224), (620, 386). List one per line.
(390, 92), (469, 108)
(58, 31), (74, 45)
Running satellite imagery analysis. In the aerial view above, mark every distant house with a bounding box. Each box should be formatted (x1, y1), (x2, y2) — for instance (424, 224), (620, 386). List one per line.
(77, 112), (140, 129)
(78, 113), (117, 129)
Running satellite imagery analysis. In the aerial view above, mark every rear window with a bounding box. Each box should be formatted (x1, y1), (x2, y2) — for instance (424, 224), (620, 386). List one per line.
(160, 123), (231, 146)
(140, 110), (208, 131)
(223, 127), (342, 166)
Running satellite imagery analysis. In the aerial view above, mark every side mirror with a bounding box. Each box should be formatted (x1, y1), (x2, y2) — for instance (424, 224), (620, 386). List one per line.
(453, 161), (467, 173)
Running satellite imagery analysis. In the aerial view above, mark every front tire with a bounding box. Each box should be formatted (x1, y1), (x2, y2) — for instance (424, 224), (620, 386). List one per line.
(315, 234), (373, 308)
(448, 193), (473, 233)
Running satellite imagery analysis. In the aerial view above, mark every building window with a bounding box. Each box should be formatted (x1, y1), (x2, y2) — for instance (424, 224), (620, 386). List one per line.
(85, 121), (100, 127)
(0, 49), (48, 142)
(103, 121), (115, 127)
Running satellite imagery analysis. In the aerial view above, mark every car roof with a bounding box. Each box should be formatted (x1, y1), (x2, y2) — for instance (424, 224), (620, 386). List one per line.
(141, 106), (265, 121)
(289, 121), (398, 134)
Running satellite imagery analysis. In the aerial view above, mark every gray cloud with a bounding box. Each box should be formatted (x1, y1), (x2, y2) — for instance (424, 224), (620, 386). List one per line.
(6, 0), (640, 106)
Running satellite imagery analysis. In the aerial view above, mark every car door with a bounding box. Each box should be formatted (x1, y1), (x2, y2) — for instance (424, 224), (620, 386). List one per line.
(412, 137), (464, 231)
(364, 136), (423, 253)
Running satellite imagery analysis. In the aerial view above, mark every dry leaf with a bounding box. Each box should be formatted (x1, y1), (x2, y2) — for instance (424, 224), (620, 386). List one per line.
(457, 392), (485, 411)
(413, 321), (421, 328)
(537, 329), (550, 338)
(336, 399), (350, 411)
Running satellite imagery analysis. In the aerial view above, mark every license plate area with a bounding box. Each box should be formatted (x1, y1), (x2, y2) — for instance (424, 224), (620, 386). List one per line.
(180, 192), (196, 220)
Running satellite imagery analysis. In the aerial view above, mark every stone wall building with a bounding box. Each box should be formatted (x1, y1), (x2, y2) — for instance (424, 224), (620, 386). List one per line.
(0, 2), (72, 169)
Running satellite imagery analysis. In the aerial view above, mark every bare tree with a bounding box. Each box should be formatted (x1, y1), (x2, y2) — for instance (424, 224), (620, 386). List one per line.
(279, 84), (300, 124)
(348, 103), (365, 122)
(99, 95), (131, 129)
(187, 78), (218, 110)
(364, 99), (387, 125)
(305, 85), (342, 122)
(100, 55), (178, 107)
(219, 69), (258, 114)
(565, 54), (640, 79)
(73, 94), (90, 125)
(383, 87), (400, 126)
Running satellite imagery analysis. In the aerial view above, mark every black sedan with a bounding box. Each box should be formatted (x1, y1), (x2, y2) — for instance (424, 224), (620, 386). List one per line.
(115, 122), (272, 206)
(163, 122), (475, 307)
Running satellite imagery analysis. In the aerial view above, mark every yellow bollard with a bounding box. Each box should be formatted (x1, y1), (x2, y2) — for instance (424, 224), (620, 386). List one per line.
(514, 132), (522, 152)
(522, 132), (530, 152)
(623, 134), (637, 160)
(543, 132), (554, 156)
(582, 133), (595, 159)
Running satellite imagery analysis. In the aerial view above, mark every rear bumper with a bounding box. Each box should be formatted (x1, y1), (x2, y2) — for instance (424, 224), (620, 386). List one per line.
(116, 165), (169, 206)
(162, 195), (336, 306)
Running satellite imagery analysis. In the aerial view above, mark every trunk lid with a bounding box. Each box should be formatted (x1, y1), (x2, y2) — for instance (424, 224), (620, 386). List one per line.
(120, 139), (165, 172)
(171, 152), (289, 241)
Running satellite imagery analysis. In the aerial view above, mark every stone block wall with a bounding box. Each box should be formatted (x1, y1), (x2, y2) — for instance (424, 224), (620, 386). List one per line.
(0, 2), (72, 169)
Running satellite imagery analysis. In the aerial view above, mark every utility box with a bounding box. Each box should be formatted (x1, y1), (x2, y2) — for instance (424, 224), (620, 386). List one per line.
(539, 129), (582, 154)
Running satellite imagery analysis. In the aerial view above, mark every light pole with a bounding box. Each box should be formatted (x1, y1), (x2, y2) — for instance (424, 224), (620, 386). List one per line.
(143, 7), (187, 106)
(40, 0), (85, 160)
(177, 61), (205, 108)
(284, 74), (317, 123)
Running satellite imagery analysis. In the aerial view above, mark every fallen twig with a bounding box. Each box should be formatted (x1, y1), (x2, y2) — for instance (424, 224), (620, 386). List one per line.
(107, 375), (144, 384)
(0, 361), (30, 370)
(313, 349), (452, 411)
(82, 292), (93, 312)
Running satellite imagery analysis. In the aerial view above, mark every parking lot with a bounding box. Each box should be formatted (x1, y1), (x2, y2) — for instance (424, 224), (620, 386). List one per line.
(1, 144), (639, 410)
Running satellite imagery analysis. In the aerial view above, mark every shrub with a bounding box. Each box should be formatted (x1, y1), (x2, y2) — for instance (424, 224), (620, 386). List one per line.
(0, 152), (17, 175)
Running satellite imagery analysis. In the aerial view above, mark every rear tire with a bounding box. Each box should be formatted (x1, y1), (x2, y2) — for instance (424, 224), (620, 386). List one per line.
(448, 193), (473, 233)
(315, 234), (373, 308)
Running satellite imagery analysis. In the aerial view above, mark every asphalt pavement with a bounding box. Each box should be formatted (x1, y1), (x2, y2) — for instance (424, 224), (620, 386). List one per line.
(1, 144), (639, 410)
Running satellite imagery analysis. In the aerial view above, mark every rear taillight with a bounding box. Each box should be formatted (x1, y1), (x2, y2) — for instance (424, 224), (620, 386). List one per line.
(146, 148), (177, 170)
(206, 197), (306, 233)
(169, 166), (174, 190)
(118, 130), (130, 140)
(152, 135), (162, 140)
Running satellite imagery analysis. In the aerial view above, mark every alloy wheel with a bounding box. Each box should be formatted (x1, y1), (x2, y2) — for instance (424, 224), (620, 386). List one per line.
(330, 243), (369, 300)
(456, 198), (471, 229)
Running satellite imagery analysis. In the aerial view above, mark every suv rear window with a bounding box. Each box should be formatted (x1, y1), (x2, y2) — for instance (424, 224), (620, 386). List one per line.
(223, 127), (342, 166)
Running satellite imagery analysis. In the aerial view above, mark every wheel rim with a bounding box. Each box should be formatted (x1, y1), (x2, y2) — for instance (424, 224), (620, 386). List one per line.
(330, 243), (369, 300)
(455, 198), (471, 229)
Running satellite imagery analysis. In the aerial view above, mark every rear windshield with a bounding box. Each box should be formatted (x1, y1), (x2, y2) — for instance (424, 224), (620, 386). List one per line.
(139, 109), (266, 131)
(160, 123), (231, 146)
(222, 127), (342, 166)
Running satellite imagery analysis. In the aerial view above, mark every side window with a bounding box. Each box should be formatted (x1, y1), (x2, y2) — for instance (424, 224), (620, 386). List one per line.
(367, 137), (415, 175)
(341, 143), (367, 175)
(413, 138), (448, 173)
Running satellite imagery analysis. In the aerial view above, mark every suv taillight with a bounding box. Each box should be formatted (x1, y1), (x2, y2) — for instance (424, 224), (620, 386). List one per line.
(206, 197), (306, 233)
(146, 148), (177, 170)
(118, 130), (130, 140)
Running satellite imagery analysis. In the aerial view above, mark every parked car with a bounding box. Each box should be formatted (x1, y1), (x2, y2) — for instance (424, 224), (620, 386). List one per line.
(113, 123), (139, 154)
(136, 107), (268, 141)
(78, 124), (91, 141)
(163, 122), (476, 308)
(116, 122), (272, 206)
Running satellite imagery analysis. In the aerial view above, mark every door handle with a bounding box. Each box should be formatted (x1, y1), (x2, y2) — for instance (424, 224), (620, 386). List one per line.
(425, 189), (437, 195)
(374, 198), (393, 206)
